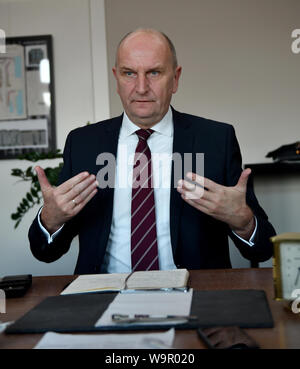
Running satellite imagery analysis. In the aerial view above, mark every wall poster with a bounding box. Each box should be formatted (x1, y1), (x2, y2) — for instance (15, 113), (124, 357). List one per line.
(0, 35), (56, 159)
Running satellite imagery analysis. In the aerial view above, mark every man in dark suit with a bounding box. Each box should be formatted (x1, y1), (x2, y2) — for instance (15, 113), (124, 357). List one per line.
(29, 28), (276, 274)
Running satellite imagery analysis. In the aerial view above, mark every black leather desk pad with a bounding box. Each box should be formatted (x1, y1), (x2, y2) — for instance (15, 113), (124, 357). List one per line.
(6, 289), (273, 334)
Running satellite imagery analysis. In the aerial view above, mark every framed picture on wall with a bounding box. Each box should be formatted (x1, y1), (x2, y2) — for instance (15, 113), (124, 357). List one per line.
(0, 35), (56, 159)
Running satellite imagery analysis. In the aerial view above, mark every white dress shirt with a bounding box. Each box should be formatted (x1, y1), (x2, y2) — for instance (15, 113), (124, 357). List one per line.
(38, 107), (257, 272)
(101, 107), (176, 272)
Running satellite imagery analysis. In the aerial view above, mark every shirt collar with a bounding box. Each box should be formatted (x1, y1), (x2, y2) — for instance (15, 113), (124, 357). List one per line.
(119, 106), (173, 141)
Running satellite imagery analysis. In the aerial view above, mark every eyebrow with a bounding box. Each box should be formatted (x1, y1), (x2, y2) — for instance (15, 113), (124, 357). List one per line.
(119, 67), (134, 72)
(119, 64), (165, 72)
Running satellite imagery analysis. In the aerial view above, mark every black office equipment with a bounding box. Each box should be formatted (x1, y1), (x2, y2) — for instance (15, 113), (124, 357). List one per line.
(5, 289), (273, 334)
(266, 141), (300, 162)
(0, 274), (32, 298)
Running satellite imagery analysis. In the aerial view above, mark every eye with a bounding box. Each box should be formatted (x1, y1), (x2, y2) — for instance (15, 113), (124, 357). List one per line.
(149, 71), (159, 77)
(125, 71), (136, 77)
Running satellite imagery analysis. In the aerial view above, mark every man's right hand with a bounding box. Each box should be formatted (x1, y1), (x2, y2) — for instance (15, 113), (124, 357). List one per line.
(35, 166), (99, 234)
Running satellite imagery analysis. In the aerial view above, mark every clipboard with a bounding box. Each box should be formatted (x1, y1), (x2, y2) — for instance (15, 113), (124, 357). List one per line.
(5, 289), (274, 334)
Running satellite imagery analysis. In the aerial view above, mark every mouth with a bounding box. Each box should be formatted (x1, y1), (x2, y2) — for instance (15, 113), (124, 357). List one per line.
(132, 99), (155, 103)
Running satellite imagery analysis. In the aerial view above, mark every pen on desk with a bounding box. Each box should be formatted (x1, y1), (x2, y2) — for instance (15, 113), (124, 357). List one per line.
(120, 287), (189, 294)
(112, 314), (198, 324)
(197, 328), (215, 349)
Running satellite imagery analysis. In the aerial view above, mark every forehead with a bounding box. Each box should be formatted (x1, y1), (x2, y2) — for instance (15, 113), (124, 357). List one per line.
(117, 32), (172, 68)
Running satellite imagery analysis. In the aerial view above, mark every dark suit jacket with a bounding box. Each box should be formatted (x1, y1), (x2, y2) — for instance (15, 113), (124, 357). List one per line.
(28, 108), (276, 274)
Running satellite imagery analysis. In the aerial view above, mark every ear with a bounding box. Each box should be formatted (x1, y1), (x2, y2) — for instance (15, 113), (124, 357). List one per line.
(172, 66), (182, 94)
(112, 67), (120, 94)
(112, 67), (117, 79)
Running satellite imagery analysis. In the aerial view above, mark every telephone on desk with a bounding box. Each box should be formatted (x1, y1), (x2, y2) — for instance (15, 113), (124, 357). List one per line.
(266, 141), (300, 162)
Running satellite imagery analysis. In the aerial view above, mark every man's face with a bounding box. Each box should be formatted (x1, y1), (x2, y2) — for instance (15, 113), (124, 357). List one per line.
(113, 32), (182, 127)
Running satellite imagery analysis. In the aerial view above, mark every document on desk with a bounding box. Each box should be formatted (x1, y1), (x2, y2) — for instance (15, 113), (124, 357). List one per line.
(34, 328), (175, 349)
(61, 269), (189, 295)
(95, 289), (193, 328)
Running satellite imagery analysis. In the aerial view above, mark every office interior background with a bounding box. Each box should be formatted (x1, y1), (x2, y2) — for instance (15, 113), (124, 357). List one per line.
(0, 0), (299, 276)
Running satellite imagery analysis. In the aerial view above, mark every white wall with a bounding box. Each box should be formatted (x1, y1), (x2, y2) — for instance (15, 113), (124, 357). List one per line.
(0, 0), (110, 276)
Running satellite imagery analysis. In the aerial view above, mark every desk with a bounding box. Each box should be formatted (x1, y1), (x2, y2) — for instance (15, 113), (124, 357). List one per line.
(0, 268), (299, 349)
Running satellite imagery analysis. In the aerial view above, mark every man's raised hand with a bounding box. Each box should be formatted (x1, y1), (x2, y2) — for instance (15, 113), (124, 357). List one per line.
(35, 166), (98, 234)
(177, 169), (255, 240)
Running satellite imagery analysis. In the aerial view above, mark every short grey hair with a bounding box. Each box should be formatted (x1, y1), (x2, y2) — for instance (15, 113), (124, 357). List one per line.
(115, 28), (178, 69)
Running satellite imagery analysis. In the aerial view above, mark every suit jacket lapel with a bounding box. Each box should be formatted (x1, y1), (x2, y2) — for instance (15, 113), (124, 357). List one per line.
(94, 114), (123, 254)
(95, 114), (123, 199)
(170, 108), (195, 257)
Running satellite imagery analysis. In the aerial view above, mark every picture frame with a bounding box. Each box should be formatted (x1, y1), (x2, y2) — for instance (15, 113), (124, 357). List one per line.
(0, 35), (56, 159)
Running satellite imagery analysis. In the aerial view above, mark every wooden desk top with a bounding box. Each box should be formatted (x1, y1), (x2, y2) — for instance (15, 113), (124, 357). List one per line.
(0, 268), (299, 349)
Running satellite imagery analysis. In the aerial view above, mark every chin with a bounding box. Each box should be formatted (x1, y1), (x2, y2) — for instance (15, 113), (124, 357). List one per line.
(131, 113), (160, 127)
(131, 109), (157, 120)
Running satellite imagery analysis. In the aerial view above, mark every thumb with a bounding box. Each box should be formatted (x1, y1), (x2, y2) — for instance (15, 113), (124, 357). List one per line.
(235, 168), (251, 192)
(35, 166), (52, 193)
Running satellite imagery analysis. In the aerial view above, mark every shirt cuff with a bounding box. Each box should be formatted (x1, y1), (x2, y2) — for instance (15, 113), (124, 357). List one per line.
(37, 207), (64, 244)
(232, 216), (257, 247)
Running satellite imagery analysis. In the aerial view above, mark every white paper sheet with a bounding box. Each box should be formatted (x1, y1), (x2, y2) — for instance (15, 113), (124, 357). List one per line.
(95, 289), (193, 327)
(0, 321), (13, 334)
(34, 328), (175, 349)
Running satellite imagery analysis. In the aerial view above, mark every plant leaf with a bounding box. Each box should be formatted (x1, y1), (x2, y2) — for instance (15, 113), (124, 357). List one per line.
(31, 188), (38, 197)
(11, 213), (20, 220)
(25, 166), (33, 177)
(14, 219), (21, 228)
(11, 169), (23, 177)
(22, 198), (29, 207)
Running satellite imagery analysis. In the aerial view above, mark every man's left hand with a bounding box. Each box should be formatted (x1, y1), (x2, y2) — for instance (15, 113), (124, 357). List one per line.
(177, 169), (255, 240)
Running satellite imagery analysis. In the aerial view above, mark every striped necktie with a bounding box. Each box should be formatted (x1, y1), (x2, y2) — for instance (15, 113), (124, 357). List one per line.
(131, 128), (159, 271)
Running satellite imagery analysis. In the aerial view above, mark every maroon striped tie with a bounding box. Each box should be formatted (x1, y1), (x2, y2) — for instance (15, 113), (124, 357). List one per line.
(131, 129), (159, 271)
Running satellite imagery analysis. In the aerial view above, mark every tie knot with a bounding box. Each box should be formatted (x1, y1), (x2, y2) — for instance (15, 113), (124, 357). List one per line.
(135, 129), (153, 141)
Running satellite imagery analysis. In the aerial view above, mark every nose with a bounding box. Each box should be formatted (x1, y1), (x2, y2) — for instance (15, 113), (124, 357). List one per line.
(135, 73), (149, 95)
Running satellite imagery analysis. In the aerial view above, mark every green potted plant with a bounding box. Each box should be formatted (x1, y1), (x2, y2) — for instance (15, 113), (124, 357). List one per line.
(10, 150), (63, 228)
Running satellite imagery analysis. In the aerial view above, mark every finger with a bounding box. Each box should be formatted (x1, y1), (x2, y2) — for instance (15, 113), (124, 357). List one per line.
(179, 179), (219, 203)
(235, 168), (251, 193)
(180, 179), (203, 192)
(64, 174), (98, 202)
(177, 179), (205, 200)
(35, 166), (52, 193)
(73, 187), (98, 212)
(72, 180), (99, 205)
(178, 183), (213, 207)
(180, 195), (212, 214)
(181, 190), (209, 204)
(186, 172), (218, 192)
(58, 171), (90, 195)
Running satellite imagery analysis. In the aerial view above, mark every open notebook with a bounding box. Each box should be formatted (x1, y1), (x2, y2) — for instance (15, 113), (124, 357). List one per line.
(61, 269), (189, 295)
